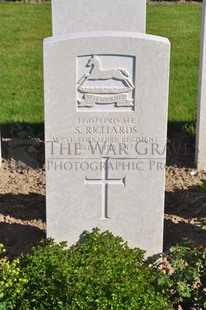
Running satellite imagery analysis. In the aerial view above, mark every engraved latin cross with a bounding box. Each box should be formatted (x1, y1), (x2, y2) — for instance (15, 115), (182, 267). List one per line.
(85, 157), (126, 219)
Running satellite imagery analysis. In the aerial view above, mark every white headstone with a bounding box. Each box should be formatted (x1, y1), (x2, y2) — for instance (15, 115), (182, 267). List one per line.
(52, 0), (146, 36)
(44, 31), (170, 257)
(196, 0), (206, 170)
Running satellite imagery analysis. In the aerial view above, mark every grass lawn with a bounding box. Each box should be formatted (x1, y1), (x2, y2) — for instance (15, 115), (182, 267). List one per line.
(0, 3), (202, 125)
(147, 4), (201, 123)
(0, 2), (51, 125)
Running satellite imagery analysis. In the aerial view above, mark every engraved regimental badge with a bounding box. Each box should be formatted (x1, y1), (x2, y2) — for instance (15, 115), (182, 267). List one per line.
(77, 55), (135, 111)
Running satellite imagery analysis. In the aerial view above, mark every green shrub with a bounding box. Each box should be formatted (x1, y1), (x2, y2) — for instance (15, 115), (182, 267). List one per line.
(0, 229), (172, 310)
(0, 244), (28, 310)
(165, 242), (206, 309)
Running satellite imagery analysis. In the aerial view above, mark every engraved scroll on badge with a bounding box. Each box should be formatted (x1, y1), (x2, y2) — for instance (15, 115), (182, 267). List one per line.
(77, 55), (135, 110)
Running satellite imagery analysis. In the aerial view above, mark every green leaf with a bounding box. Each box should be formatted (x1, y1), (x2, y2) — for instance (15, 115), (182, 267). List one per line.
(177, 283), (191, 298)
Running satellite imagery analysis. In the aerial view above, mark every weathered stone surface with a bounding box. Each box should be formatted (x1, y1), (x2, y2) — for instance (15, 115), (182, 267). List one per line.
(44, 32), (170, 256)
(52, 0), (146, 35)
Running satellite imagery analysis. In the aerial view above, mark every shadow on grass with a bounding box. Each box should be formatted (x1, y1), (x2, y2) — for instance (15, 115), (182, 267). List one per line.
(1, 122), (45, 169)
(1, 122), (44, 139)
(167, 121), (196, 168)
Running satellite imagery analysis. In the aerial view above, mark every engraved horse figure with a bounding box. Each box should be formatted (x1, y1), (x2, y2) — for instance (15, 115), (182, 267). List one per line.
(78, 55), (134, 88)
